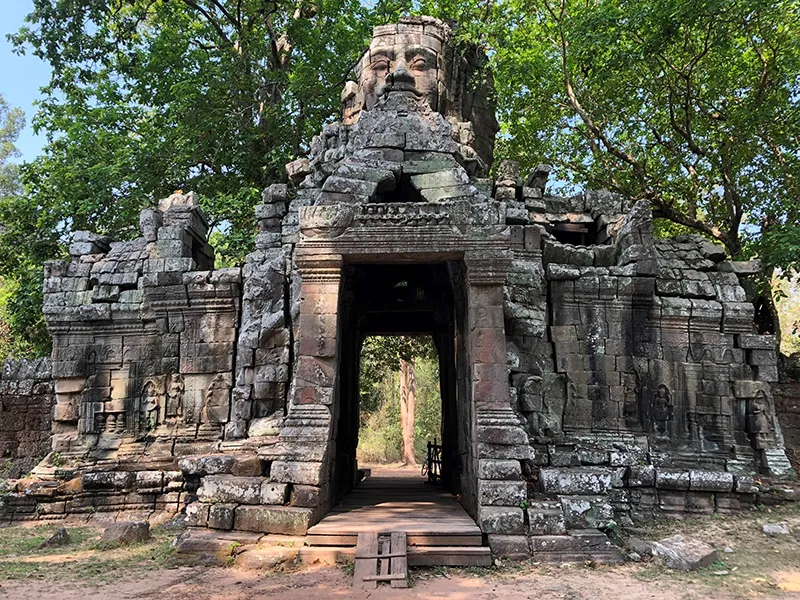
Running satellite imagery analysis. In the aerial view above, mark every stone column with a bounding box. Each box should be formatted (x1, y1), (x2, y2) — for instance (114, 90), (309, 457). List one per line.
(465, 250), (534, 559)
(266, 251), (342, 521)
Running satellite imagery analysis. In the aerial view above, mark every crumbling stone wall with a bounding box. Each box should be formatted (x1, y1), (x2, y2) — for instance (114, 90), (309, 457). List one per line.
(775, 358), (800, 470)
(0, 359), (54, 479)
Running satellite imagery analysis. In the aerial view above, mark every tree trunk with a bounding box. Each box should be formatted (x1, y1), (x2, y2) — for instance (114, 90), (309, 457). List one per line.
(399, 358), (416, 466)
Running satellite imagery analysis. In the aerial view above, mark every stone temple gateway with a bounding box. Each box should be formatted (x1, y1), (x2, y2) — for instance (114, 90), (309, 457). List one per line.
(5, 17), (794, 561)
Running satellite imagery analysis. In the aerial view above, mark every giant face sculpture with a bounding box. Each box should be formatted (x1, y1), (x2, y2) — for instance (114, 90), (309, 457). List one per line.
(358, 29), (443, 110)
(344, 17), (499, 169)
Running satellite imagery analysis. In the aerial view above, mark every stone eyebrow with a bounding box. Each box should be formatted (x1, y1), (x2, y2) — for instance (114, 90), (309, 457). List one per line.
(404, 46), (437, 62)
(369, 49), (394, 61)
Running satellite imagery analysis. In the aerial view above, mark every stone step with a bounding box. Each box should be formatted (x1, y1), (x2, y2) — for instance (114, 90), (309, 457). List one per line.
(297, 545), (492, 567)
(530, 529), (624, 564)
(306, 532), (483, 547)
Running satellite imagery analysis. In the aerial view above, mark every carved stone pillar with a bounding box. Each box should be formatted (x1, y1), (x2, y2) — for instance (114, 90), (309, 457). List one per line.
(265, 252), (343, 521)
(465, 250), (533, 553)
(465, 251), (512, 411)
(292, 253), (343, 408)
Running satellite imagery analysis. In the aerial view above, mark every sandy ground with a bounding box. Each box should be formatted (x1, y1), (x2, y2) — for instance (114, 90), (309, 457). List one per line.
(0, 568), (740, 600)
(2, 483), (800, 599)
(2, 562), (799, 600)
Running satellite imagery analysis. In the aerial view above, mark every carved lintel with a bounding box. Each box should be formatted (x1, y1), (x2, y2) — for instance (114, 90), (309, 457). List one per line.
(464, 250), (512, 285)
(295, 252), (344, 283)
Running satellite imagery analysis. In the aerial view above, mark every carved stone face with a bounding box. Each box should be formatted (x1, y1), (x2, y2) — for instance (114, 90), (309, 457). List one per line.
(358, 31), (443, 111)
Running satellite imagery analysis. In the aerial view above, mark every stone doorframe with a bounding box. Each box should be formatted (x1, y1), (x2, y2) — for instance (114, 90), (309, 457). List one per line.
(267, 209), (529, 529)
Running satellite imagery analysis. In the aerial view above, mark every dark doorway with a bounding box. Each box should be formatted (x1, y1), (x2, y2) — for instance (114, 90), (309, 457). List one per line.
(332, 262), (468, 504)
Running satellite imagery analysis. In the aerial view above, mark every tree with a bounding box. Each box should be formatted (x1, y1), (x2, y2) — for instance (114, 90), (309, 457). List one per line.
(10, 1), (416, 258)
(492, 0), (800, 261)
(360, 335), (437, 465)
(4, 0), (414, 353)
(0, 96), (53, 357)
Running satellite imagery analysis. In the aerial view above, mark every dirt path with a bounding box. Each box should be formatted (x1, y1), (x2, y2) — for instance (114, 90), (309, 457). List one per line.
(1, 563), (795, 600)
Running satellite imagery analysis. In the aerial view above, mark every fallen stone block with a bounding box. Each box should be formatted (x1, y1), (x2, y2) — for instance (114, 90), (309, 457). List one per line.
(100, 521), (150, 546)
(173, 528), (262, 566)
(38, 527), (70, 549)
(651, 534), (717, 570)
(763, 522), (791, 536)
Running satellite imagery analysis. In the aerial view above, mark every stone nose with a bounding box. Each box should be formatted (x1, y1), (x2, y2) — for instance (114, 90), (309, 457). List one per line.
(385, 59), (418, 93)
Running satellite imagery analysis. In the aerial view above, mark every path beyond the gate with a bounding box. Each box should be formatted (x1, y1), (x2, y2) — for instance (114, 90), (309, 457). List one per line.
(306, 466), (483, 548)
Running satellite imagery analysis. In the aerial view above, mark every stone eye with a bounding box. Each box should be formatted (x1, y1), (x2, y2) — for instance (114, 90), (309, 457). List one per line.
(371, 59), (390, 71)
(409, 57), (430, 70)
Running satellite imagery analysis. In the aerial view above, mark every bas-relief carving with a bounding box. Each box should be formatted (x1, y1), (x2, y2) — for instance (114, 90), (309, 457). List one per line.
(300, 205), (354, 238)
(203, 373), (232, 424)
(748, 389), (775, 450)
(139, 377), (164, 432)
(165, 373), (184, 419)
(651, 384), (674, 437)
(622, 373), (641, 430)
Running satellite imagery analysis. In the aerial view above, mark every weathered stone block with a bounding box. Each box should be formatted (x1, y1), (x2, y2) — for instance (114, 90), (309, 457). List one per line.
(478, 506), (525, 534)
(198, 475), (263, 505)
(539, 468), (613, 495)
(261, 482), (289, 505)
(478, 480), (527, 506)
(82, 471), (134, 491)
(478, 459), (522, 480)
(234, 506), (312, 535)
(527, 507), (566, 535)
(531, 530), (624, 563)
(270, 461), (328, 486)
(208, 503), (236, 530)
(560, 496), (615, 529)
(628, 465), (656, 487)
(290, 485), (321, 508)
(488, 534), (530, 559)
(689, 470), (733, 492)
(655, 469), (690, 490)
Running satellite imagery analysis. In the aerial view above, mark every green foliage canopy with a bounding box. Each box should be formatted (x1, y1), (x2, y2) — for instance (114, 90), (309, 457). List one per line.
(491, 0), (800, 260)
(3, 0), (800, 355)
(10, 0), (413, 261)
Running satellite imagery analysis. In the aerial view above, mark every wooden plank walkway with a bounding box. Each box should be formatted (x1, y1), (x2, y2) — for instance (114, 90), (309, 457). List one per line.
(307, 467), (483, 547)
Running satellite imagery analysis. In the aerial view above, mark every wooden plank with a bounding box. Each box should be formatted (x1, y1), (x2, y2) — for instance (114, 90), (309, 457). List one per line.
(378, 536), (391, 582)
(354, 551), (406, 559)
(390, 532), (408, 589)
(361, 574), (407, 582)
(353, 532), (378, 589)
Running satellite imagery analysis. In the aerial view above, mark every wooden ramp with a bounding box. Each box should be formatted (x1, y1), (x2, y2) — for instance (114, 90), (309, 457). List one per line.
(353, 532), (408, 588)
(305, 467), (490, 567)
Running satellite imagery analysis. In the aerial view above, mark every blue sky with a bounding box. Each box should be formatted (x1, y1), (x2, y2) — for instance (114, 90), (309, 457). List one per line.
(0, 1), (50, 163)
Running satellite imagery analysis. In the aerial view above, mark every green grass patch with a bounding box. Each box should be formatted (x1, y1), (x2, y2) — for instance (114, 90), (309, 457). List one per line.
(0, 524), (179, 584)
